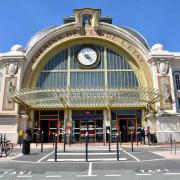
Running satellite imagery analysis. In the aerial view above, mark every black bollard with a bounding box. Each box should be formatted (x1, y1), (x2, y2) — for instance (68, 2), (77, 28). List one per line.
(0, 134), (2, 157)
(85, 132), (88, 162)
(131, 131), (134, 152)
(174, 139), (176, 155)
(119, 132), (122, 146)
(41, 131), (44, 153)
(108, 132), (111, 152)
(170, 133), (172, 154)
(153, 133), (155, 147)
(64, 133), (66, 152)
(55, 134), (58, 162)
(137, 132), (138, 147)
(20, 136), (22, 147)
(52, 133), (55, 147)
(36, 133), (38, 147)
(4, 134), (6, 143)
(116, 133), (119, 161)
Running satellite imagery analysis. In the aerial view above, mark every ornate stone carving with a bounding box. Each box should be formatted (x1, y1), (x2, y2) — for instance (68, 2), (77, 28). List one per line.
(8, 63), (18, 77)
(157, 59), (169, 75)
(158, 76), (173, 110)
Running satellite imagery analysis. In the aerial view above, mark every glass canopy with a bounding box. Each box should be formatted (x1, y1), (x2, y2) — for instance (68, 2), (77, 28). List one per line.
(10, 87), (162, 109)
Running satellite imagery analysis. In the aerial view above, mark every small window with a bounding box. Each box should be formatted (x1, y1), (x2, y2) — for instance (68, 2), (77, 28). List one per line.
(82, 14), (92, 26)
(174, 72), (180, 90)
(177, 98), (180, 109)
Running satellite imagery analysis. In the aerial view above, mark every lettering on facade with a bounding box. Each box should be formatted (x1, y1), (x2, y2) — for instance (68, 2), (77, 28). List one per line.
(31, 27), (145, 65)
(158, 76), (173, 110)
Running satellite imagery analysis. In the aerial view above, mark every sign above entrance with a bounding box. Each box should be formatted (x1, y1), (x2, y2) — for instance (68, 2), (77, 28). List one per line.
(10, 87), (162, 109)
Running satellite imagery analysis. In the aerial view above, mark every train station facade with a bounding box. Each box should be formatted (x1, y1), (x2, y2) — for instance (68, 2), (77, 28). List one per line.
(0, 8), (180, 143)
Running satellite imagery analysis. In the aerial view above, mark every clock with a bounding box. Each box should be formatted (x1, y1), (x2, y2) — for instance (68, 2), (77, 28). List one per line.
(76, 46), (99, 68)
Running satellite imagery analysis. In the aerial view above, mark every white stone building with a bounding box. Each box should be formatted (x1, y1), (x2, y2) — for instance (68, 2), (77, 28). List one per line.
(0, 8), (180, 143)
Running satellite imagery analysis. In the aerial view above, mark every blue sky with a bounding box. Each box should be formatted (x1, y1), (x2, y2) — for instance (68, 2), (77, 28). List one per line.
(0, 0), (180, 52)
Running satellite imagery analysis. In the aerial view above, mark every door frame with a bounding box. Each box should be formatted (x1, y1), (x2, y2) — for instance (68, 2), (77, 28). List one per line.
(116, 114), (137, 142)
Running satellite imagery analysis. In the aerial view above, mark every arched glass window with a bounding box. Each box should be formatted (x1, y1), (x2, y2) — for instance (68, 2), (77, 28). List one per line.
(37, 45), (139, 89)
(174, 72), (180, 90)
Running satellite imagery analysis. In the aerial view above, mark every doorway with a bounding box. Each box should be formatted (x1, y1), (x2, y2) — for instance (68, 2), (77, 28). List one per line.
(72, 110), (104, 143)
(34, 110), (64, 143)
(111, 112), (137, 142)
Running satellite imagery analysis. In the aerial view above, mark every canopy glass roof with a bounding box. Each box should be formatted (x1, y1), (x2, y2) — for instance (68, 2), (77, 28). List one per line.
(10, 87), (162, 109)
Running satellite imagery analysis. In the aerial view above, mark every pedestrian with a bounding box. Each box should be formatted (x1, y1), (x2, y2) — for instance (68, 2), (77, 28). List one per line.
(146, 126), (151, 145)
(140, 127), (145, 144)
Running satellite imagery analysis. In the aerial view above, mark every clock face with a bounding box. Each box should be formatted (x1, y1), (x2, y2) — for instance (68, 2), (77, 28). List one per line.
(77, 46), (99, 68)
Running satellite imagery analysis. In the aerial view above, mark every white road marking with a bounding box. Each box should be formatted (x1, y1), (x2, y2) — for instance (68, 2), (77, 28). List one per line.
(76, 175), (97, 177)
(122, 150), (140, 162)
(164, 173), (180, 175)
(46, 175), (62, 177)
(57, 152), (116, 155)
(0, 176), (4, 178)
(88, 162), (92, 176)
(105, 174), (121, 176)
(136, 174), (151, 176)
(47, 158), (127, 162)
(36, 150), (54, 163)
(141, 158), (167, 162)
(16, 175), (32, 178)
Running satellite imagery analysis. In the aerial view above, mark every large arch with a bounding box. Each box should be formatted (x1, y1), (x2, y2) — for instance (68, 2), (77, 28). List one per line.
(23, 36), (153, 89)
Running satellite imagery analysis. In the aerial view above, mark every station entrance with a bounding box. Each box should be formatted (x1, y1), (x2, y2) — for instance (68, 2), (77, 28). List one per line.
(72, 110), (104, 143)
(111, 110), (142, 142)
(33, 109), (142, 143)
(34, 110), (64, 143)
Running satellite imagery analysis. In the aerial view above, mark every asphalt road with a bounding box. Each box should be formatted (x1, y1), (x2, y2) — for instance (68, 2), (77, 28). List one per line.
(0, 145), (180, 180)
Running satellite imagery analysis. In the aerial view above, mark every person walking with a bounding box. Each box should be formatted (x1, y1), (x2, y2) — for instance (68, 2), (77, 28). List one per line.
(146, 126), (151, 145)
(140, 127), (145, 144)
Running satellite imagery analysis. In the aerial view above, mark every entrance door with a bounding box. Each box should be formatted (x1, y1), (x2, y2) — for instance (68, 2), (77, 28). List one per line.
(40, 120), (58, 142)
(72, 110), (103, 143)
(34, 110), (64, 143)
(118, 120), (127, 142)
(116, 114), (137, 142)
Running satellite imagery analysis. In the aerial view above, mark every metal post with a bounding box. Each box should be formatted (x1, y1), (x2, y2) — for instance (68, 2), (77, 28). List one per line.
(108, 132), (111, 152)
(41, 131), (43, 153)
(116, 133), (119, 161)
(36, 133), (38, 147)
(119, 132), (122, 146)
(55, 134), (58, 162)
(4, 134), (6, 143)
(174, 139), (176, 155)
(170, 133), (172, 154)
(85, 132), (88, 162)
(19, 135), (22, 147)
(0, 134), (2, 157)
(64, 132), (66, 152)
(153, 133), (155, 147)
(136, 132), (138, 147)
(131, 131), (134, 152)
(52, 133), (55, 147)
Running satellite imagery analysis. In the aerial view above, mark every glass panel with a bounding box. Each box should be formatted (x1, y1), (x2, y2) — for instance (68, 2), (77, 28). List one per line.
(37, 72), (67, 87)
(70, 72), (104, 88)
(108, 71), (138, 88)
(43, 49), (68, 70)
(107, 48), (132, 69)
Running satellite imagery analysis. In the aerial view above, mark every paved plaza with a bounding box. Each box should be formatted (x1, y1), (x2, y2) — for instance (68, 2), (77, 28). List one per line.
(0, 143), (180, 179)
